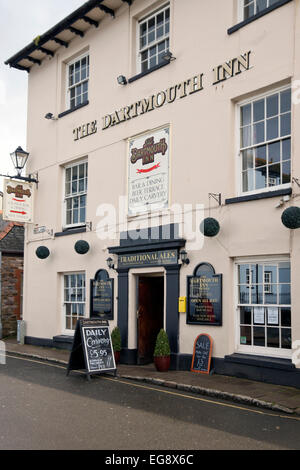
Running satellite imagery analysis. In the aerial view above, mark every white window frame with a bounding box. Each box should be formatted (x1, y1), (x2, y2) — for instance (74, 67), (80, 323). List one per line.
(63, 159), (88, 230)
(234, 256), (292, 359)
(136, 3), (170, 74)
(62, 272), (86, 335)
(236, 85), (292, 197)
(239, 0), (281, 21)
(66, 52), (89, 110)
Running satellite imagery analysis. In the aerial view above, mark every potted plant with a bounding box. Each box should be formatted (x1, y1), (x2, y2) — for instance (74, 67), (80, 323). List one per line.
(153, 329), (171, 372)
(111, 326), (121, 365)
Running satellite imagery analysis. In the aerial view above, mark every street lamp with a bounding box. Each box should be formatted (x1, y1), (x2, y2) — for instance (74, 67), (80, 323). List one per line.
(10, 146), (29, 176)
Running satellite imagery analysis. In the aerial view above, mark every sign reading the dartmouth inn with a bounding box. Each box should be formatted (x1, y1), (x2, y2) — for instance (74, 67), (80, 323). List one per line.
(73, 51), (251, 141)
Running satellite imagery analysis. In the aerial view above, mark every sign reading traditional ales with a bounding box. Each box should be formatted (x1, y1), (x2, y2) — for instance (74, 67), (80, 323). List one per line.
(187, 263), (222, 325)
(67, 319), (116, 381)
(118, 249), (178, 269)
(90, 270), (114, 320)
(191, 334), (213, 375)
(3, 178), (34, 223)
(128, 127), (170, 215)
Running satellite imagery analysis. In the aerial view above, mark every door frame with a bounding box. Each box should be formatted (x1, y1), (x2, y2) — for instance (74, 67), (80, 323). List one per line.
(128, 267), (166, 354)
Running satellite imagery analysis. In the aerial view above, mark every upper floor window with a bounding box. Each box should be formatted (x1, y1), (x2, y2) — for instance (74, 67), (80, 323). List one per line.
(67, 54), (89, 110)
(239, 87), (291, 194)
(64, 160), (88, 228)
(242, 0), (281, 20)
(138, 4), (170, 73)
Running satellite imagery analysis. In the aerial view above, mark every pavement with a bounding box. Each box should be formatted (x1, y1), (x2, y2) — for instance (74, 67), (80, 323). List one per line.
(2, 337), (300, 416)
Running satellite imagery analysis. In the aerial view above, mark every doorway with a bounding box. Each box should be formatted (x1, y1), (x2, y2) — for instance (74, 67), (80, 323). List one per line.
(137, 276), (164, 365)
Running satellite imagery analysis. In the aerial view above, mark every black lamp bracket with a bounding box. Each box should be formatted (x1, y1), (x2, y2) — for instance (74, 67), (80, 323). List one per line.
(208, 193), (222, 206)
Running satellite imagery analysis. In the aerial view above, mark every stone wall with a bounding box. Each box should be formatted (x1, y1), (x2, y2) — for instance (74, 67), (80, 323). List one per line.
(1, 254), (23, 338)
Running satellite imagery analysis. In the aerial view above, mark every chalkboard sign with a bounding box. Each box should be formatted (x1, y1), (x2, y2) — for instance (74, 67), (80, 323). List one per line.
(90, 270), (114, 320)
(187, 263), (222, 326)
(191, 334), (213, 375)
(67, 318), (116, 381)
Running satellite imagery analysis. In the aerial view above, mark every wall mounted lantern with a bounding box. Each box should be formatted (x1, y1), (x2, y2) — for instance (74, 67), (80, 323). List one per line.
(117, 75), (127, 85)
(106, 257), (115, 270)
(0, 146), (39, 185)
(180, 249), (190, 265)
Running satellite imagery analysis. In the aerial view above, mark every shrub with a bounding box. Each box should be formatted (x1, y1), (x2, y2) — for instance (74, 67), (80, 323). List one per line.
(111, 326), (121, 352)
(154, 329), (170, 357)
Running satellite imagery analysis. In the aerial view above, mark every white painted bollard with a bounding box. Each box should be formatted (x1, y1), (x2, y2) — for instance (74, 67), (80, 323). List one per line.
(0, 341), (6, 365)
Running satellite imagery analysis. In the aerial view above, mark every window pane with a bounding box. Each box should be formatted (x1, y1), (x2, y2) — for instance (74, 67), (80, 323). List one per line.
(256, 0), (267, 12)
(239, 285), (250, 304)
(253, 99), (265, 122)
(253, 327), (265, 346)
(255, 167), (267, 190)
(280, 113), (291, 137)
(244, 3), (255, 19)
(267, 94), (278, 118)
(282, 138), (291, 160)
(280, 89), (291, 113)
(264, 265), (277, 284)
(267, 117), (278, 140)
(279, 262), (290, 283)
(251, 285), (263, 304)
(241, 126), (252, 147)
(264, 284), (277, 304)
(240, 307), (252, 324)
(281, 308), (291, 327)
(241, 104), (251, 126)
(253, 122), (264, 144)
(268, 141), (280, 164)
(267, 328), (279, 348)
(255, 145), (266, 167)
(251, 264), (263, 284)
(282, 161), (291, 184)
(242, 170), (254, 192)
(242, 149), (254, 170)
(268, 163), (280, 187)
(238, 265), (249, 284)
(240, 326), (252, 345)
(281, 329), (292, 349)
(279, 284), (291, 305)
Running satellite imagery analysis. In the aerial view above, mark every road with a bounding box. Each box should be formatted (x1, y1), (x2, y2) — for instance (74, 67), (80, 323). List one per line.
(0, 354), (299, 451)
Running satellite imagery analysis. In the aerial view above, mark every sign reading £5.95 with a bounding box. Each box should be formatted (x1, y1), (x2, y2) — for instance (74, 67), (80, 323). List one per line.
(128, 127), (170, 215)
(3, 179), (34, 223)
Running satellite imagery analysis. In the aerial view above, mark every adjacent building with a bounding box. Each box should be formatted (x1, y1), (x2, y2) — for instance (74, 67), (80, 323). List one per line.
(5, 0), (300, 386)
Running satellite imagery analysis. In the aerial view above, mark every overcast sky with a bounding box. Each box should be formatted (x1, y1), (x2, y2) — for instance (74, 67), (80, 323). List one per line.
(0, 0), (84, 190)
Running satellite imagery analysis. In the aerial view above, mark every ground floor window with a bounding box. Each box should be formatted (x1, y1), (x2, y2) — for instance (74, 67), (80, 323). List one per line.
(237, 260), (291, 354)
(63, 273), (86, 331)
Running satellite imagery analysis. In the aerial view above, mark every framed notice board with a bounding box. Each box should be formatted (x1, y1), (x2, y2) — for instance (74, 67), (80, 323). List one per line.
(187, 263), (222, 326)
(90, 269), (114, 320)
(67, 318), (116, 381)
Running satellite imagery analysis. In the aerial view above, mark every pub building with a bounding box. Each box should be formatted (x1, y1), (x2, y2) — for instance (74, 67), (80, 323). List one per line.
(5, 0), (300, 387)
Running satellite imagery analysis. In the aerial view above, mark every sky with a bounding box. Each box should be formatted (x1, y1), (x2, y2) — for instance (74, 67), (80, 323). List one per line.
(0, 0), (85, 190)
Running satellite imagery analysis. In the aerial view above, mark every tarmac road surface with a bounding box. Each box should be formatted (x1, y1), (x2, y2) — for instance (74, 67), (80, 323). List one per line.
(0, 354), (300, 451)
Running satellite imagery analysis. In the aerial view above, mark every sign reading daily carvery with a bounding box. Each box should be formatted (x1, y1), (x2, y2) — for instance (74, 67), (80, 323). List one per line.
(3, 179), (34, 223)
(128, 127), (169, 214)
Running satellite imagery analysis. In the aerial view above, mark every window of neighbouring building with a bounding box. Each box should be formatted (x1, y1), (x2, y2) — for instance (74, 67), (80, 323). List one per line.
(237, 260), (291, 355)
(63, 273), (86, 331)
(64, 160), (88, 228)
(67, 54), (89, 110)
(241, 0), (281, 20)
(138, 4), (170, 74)
(239, 86), (291, 195)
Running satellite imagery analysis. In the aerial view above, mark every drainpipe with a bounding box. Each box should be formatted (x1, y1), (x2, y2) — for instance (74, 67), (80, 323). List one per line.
(0, 251), (2, 339)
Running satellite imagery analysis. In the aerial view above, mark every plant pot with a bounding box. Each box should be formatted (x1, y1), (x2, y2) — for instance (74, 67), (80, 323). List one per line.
(114, 351), (121, 365)
(154, 356), (170, 372)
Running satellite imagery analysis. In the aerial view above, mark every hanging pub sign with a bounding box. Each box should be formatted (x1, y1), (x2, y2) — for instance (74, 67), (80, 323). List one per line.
(187, 263), (222, 326)
(67, 318), (116, 381)
(128, 126), (170, 215)
(90, 270), (114, 320)
(191, 334), (213, 374)
(3, 178), (34, 223)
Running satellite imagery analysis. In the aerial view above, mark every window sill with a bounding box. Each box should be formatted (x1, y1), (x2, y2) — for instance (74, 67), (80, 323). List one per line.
(225, 187), (292, 205)
(227, 0), (293, 35)
(128, 61), (170, 84)
(224, 353), (295, 370)
(55, 226), (87, 237)
(58, 101), (89, 119)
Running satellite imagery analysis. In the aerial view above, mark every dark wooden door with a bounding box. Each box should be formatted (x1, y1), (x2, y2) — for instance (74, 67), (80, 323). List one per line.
(137, 277), (164, 365)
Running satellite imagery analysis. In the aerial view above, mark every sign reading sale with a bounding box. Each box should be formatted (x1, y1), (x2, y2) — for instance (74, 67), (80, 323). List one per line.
(3, 178), (34, 223)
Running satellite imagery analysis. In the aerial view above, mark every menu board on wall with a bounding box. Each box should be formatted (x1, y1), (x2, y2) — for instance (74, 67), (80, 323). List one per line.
(187, 263), (222, 326)
(90, 270), (114, 320)
(128, 127), (170, 215)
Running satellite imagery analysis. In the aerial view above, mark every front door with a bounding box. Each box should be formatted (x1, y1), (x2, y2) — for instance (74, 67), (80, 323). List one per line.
(137, 276), (164, 365)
